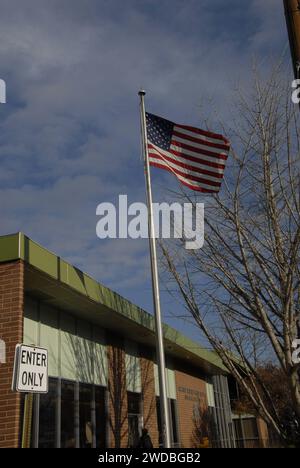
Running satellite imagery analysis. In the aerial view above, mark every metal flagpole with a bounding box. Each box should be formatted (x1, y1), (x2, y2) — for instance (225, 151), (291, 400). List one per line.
(138, 89), (171, 448)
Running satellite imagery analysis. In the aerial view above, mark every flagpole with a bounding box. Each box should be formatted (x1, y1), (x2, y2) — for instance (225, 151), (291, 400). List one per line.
(138, 89), (171, 449)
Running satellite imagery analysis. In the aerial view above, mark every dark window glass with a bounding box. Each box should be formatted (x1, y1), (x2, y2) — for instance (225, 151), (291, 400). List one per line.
(234, 419), (243, 440)
(39, 378), (57, 448)
(243, 418), (259, 439)
(156, 397), (179, 447)
(127, 392), (140, 414)
(37, 378), (107, 448)
(170, 399), (179, 445)
(61, 380), (76, 448)
(233, 418), (259, 448)
(95, 386), (106, 448)
(128, 415), (140, 448)
(128, 392), (141, 448)
(79, 384), (93, 448)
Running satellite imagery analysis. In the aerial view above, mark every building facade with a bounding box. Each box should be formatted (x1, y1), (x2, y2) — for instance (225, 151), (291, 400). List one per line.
(0, 233), (264, 448)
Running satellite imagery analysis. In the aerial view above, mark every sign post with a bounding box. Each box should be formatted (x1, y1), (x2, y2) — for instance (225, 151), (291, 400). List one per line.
(21, 393), (34, 448)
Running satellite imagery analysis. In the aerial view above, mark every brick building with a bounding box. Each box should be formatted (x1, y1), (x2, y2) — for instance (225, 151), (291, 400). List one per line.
(0, 233), (266, 448)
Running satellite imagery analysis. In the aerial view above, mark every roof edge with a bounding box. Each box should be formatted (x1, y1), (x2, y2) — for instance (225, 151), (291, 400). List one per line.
(0, 232), (228, 373)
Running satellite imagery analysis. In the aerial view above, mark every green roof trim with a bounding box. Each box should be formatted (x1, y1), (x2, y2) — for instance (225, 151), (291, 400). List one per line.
(0, 232), (227, 373)
(0, 232), (20, 262)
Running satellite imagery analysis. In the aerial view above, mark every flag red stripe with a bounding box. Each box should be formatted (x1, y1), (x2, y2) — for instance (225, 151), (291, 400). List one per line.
(171, 139), (228, 160)
(169, 147), (226, 169)
(149, 162), (220, 192)
(149, 159), (222, 187)
(173, 129), (230, 151)
(148, 142), (226, 170)
(176, 123), (230, 144)
(148, 151), (224, 179)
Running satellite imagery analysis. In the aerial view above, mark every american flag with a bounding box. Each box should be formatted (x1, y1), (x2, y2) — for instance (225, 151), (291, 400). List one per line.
(146, 113), (230, 193)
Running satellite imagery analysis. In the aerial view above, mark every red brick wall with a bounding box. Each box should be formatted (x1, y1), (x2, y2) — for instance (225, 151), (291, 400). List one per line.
(107, 342), (159, 448)
(140, 352), (159, 447)
(107, 337), (128, 448)
(175, 368), (207, 448)
(0, 260), (24, 448)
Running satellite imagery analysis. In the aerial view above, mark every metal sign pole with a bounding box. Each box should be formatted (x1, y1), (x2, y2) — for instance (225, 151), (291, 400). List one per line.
(21, 393), (33, 448)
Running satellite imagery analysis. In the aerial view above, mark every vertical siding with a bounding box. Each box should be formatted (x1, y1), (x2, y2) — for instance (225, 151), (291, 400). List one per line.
(23, 296), (39, 346)
(154, 362), (176, 399)
(40, 304), (59, 377)
(23, 297), (107, 384)
(60, 313), (77, 381)
(93, 327), (107, 386)
(206, 382), (215, 407)
(77, 320), (93, 383)
(125, 340), (141, 393)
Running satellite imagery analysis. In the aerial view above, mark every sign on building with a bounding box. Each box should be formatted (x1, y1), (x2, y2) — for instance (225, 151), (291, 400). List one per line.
(12, 344), (48, 393)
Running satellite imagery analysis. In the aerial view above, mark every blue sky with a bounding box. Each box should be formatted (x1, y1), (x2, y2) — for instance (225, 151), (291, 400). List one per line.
(0, 0), (290, 343)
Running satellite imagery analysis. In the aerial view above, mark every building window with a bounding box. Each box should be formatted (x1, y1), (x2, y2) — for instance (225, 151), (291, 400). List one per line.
(61, 380), (76, 448)
(127, 391), (142, 448)
(156, 397), (179, 447)
(169, 398), (179, 446)
(95, 386), (106, 448)
(212, 375), (235, 448)
(38, 377), (58, 448)
(79, 383), (93, 448)
(233, 417), (260, 448)
(33, 378), (107, 448)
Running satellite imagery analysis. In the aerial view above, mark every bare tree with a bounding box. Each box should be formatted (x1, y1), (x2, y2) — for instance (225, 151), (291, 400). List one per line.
(161, 65), (300, 446)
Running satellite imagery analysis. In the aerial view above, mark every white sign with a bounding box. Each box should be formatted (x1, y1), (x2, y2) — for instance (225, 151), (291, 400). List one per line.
(12, 344), (48, 393)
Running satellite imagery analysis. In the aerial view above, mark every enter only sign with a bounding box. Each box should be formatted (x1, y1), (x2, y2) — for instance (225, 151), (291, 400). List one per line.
(12, 344), (48, 394)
